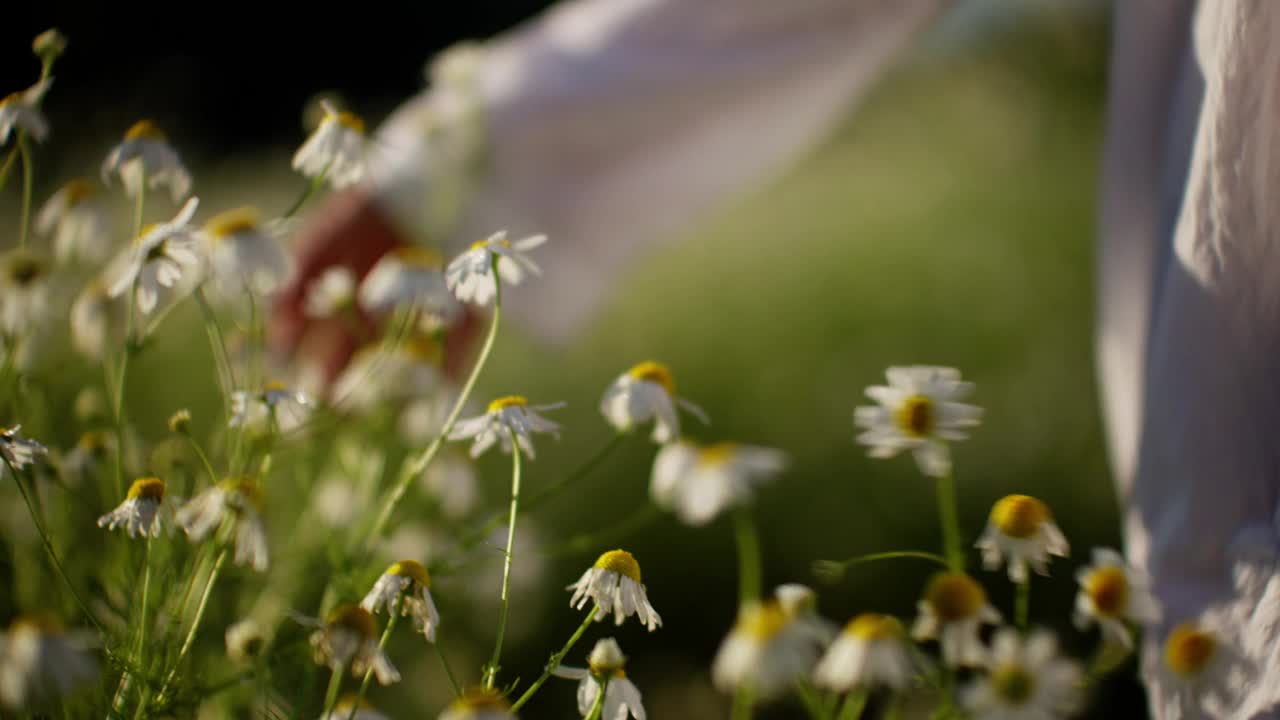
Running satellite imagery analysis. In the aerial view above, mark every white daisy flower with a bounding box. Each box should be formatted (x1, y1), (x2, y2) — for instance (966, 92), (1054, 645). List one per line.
(0, 251), (51, 339)
(0, 614), (98, 711)
(961, 628), (1083, 720)
(814, 613), (916, 692)
(309, 604), (399, 686)
(175, 477), (270, 572)
(445, 230), (547, 306)
(448, 395), (563, 459)
(0, 425), (46, 472)
(854, 366), (982, 478)
(96, 476), (169, 538)
(567, 549), (662, 631)
(70, 280), (119, 360)
(359, 246), (459, 320)
(360, 560), (440, 642)
(599, 361), (708, 443)
(773, 584), (837, 644)
(553, 638), (647, 720)
(35, 179), (112, 264)
(1154, 613), (1256, 719)
(333, 335), (446, 414)
(59, 430), (114, 486)
(912, 571), (1001, 667)
(292, 101), (369, 189)
(975, 494), (1070, 584)
(649, 441), (788, 526)
(0, 79), (52, 146)
(323, 695), (390, 720)
(712, 600), (826, 699)
(100, 119), (192, 201)
(304, 266), (357, 318)
(1072, 548), (1160, 651)
(438, 688), (517, 720)
(229, 381), (313, 434)
(225, 618), (265, 664)
(106, 196), (203, 315)
(202, 206), (292, 296)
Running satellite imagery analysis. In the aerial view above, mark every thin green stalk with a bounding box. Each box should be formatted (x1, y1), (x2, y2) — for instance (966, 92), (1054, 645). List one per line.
(17, 135), (33, 249)
(483, 432), (523, 689)
(320, 662), (346, 719)
(111, 537), (155, 719)
(795, 683), (829, 720)
(194, 286), (237, 408)
(434, 638), (462, 697)
(731, 685), (754, 720)
(156, 547), (228, 705)
(283, 169), (328, 219)
(734, 508), (762, 604)
(1015, 578), (1029, 630)
(349, 599), (400, 720)
(585, 678), (608, 720)
(184, 433), (220, 488)
(0, 146), (17, 190)
(813, 551), (949, 584)
(934, 468), (964, 571)
(111, 278), (139, 500)
(510, 606), (599, 712)
(835, 690), (868, 720)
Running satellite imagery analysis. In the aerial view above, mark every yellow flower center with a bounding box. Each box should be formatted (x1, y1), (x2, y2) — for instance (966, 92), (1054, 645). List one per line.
(738, 601), (790, 641)
(846, 613), (904, 642)
(627, 361), (675, 394)
(205, 206), (261, 239)
(404, 334), (443, 365)
(1084, 566), (1129, 617)
(78, 430), (112, 454)
(1164, 623), (1216, 677)
(124, 119), (166, 141)
(326, 603), (377, 639)
(388, 560), (431, 589)
(469, 236), (512, 251)
(448, 687), (511, 712)
(127, 477), (166, 501)
(335, 694), (374, 712)
(893, 394), (934, 438)
(0, 92), (20, 107)
(218, 476), (264, 509)
(389, 245), (444, 269)
(330, 110), (366, 134)
(990, 494), (1051, 539)
(593, 549), (642, 583)
(991, 664), (1036, 705)
(63, 178), (96, 207)
(698, 442), (738, 466)
(6, 253), (44, 287)
(487, 395), (529, 413)
(924, 572), (987, 623)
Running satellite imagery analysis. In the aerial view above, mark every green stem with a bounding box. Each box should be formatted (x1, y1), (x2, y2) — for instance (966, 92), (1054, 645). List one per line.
(934, 469), (964, 571)
(0, 146), (17, 191)
(135, 536), (154, 658)
(813, 551), (949, 584)
(434, 638), (462, 698)
(184, 433), (220, 489)
(483, 433), (523, 689)
(349, 597), (401, 720)
(1015, 578), (1029, 630)
(734, 508), (763, 604)
(17, 134), (33, 249)
(112, 273), (140, 501)
(284, 170), (327, 219)
(585, 678), (608, 720)
(156, 547), (229, 705)
(835, 690), (868, 720)
(509, 606), (599, 712)
(194, 286), (237, 409)
(731, 685), (754, 720)
(795, 683), (829, 719)
(320, 662), (346, 719)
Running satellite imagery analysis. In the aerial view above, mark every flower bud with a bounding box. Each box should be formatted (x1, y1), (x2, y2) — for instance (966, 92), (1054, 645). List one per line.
(32, 29), (67, 63)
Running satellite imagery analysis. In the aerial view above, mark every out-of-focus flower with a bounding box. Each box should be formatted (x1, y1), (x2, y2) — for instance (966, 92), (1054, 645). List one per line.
(100, 119), (192, 201)
(310, 604), (399, 685)
(854, 366), (982, 477)
(0, 80), (51, 146)
(961, 628), (1083, 720)
(359, 246), (459, 321)
(202, 206), (292, 296)
(35, 179), (112, 264)
(70, 280), (119, 360)
(176, 477), (270, 572)
(59, 430), (113, 486)
(323, 695), (390, 720)
(292, 100), (369, 189)
(229, 382), (313, 434)
(567, 549), (661, 631)
(600, 361), (708, 443)
(650, 441), (787, 526)
(361, 560), (440, 642)
(814, 613), (916, 692)
(445, 231), (546, 306)
(0, 614), (98, 710)
(1073, 548), (1160, 650)
(97, 477), (170, 538)
(975, 494), (1069, 583)
(304, 266), (357, 318)
(1156, 613), (1255, 719)
(448, 395), (563, 459)
(31, 30), (67, 63)
(106, 197), (203, 314)
(773, 584), (836, 644)
(438, 687), (517, 720)
(225, 618), (265, 664)
(333, 335), (446, 414)
(912, 571), (1001, 667)
(553, 638), (647, 720)
(0, 425), (46, 473)
(712, 600), (825, 699)
(421, 450), (478, 518)
(0, 251), (51, 339)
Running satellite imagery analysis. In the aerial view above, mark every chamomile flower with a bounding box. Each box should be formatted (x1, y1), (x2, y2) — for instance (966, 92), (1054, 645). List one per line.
(814, 613), (916, 692)
(35, 179), (111, 264)
(448, 395), (563, 459)
(309, 604), (400, 685)
(0, 251), (51, 338)
(176, 477), (270, 572)
(323, 695), (390, 720)
(0, 425), (46, 472)
(100, 119), (192, 201)
(229, 381), (313, 434)
(445, 231), (547, 306)
(773, 584), (837, 643)
(854, 366), (982, 478)
(70, 280), (119, 360)
(225, 618), (265, 664)
(305, 266), (357, 318)
(599, 361), (708, 442)
(106, 197), (203, 314)
(438, 687), (517, 720)
(359, 246), (459, 320)
(97, 477), (169, 538)
(1072, 548), (1160, 650)
(202, 206), (292, 296)
(361, 560), (440, 642)
(292, 101), (369, 189)
(961, 628), (1083, 720)
(712, 600), (826, 699)
(0, 614), (98, 711)
(567, 549), (662, 630)
(975, 494), (1070, 583)
(912, 571), (1001, 667)
(0, 79), (51, 146)
(60, 430), (114, 486)
(553, 638), (647, 720)
(649, 441), (788, 526)
(1155, 615), (1254, 718)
